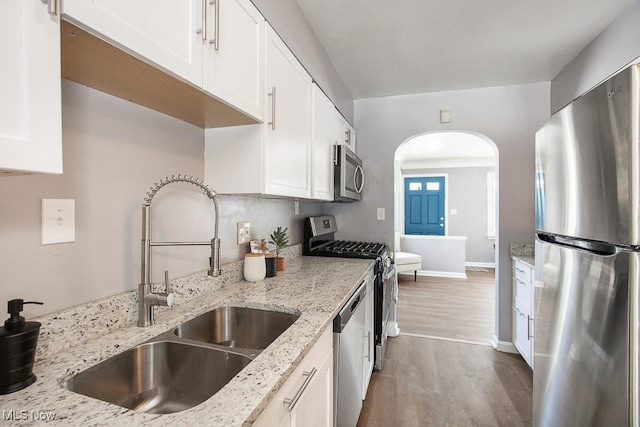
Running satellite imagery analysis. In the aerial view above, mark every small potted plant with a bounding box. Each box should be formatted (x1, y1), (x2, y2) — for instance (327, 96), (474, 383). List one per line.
(270, 226), (289, 271)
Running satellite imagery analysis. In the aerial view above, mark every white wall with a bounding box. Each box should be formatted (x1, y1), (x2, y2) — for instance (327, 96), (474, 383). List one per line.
(324, 82), (550, 343)
(401, 166), (495, 264)
(551, 2), (640, 112)
(251, 0), (354, 123)
(0, 80), (322, 317)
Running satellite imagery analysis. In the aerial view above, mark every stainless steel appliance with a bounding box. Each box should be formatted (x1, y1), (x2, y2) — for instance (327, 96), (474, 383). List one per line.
(303, 215), (394, 371)
(376, 255), (396, 371)
(534, 62), (640, 427)
(334, 145), (364, 202)
(333, 281), (367, 427)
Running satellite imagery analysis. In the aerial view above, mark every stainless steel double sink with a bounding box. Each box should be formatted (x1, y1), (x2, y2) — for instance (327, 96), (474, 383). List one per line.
(63, 306), (300, 414)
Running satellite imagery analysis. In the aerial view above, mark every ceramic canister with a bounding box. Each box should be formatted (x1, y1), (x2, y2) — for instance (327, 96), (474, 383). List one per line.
(244, 253), (266, 282)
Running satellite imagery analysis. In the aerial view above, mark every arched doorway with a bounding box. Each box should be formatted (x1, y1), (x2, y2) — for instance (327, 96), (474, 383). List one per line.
(393, 130), (499, 345)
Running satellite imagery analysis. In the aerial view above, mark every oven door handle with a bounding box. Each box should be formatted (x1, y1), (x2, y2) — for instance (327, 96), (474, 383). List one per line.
(383, 266), (396, 280)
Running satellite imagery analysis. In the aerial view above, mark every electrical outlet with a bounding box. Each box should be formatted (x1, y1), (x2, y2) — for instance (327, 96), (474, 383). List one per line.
(376, 208), (385, 221)
(237, 221), (251, 244)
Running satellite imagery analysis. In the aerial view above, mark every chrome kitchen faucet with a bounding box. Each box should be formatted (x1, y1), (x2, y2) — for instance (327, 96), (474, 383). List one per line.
(138, 175), (222, 327)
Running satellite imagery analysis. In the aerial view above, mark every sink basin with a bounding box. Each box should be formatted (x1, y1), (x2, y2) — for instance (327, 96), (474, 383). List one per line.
(174, 306), (300, 350)
(63, 341), (251, 414)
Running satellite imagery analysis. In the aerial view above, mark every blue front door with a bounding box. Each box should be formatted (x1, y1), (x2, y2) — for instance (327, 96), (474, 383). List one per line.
(404, 176), (445, 235)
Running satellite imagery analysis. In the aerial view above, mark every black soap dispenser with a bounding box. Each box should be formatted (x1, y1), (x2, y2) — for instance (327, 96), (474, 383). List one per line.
(0, 299), (43, 394)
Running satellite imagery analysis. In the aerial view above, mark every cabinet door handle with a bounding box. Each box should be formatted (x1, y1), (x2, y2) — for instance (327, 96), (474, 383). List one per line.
(366, 331), (372, 362)
(197, 0), (207, 40)
(527, 315), (534, 339)
(41, 0), (57, 16)
(283, 367), (317, 412)
(208, 0), (220, 50)
(268, 87), (276, 130)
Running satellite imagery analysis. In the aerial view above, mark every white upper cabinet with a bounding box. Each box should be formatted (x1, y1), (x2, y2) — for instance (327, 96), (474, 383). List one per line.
(333, 108), (356, 153)
(204, 25), (312, 199)
(311, 84), (334, 201)
(263, 24), (312, 198)
(62, 0), (203, 87)
(0, 0), (62, 174)
(202, 0), (264, 121)
(347, 122), (357, 152)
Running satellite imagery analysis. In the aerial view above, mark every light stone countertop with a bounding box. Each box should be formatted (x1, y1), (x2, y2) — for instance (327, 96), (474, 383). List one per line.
(0, 255), (375, 426)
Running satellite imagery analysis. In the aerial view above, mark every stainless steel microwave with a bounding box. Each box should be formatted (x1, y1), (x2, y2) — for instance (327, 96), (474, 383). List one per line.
(333, 145), (364, 202)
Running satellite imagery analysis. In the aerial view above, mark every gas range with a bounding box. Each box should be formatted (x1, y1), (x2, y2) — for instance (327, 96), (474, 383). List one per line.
(308, 240), (388, 259)
(302, 216), (389, 260)
(303, 215), (395, 372)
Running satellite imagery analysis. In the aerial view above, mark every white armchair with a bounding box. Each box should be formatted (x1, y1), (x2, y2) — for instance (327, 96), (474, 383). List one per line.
(394, 232), (422, 281)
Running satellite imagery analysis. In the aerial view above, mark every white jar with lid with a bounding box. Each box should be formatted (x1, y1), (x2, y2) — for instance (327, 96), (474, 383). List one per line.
(243, 253), (266, 282)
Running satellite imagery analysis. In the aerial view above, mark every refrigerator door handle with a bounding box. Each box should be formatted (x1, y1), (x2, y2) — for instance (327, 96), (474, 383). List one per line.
(536, 233), (620, 256)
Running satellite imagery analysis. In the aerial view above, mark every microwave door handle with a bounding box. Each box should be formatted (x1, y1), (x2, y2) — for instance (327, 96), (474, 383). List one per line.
(355, 164), (364, 194)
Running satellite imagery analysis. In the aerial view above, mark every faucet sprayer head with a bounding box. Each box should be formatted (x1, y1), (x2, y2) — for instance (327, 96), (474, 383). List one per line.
(143, 174), (217, 206)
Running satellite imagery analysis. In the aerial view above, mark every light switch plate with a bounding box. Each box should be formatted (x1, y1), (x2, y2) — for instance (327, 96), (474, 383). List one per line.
(42, 199), (75, 245)
(376, 208), (385, 221)
(237, 221), (251, 244)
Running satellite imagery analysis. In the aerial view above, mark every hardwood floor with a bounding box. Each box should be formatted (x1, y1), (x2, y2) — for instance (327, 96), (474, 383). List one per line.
(357, 335), (533, 427)
(396, 270), (495, 344)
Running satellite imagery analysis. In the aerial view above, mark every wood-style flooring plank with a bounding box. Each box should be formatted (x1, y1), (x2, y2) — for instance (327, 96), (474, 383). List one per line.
(357, 335), (533, 427)
(396, 270), (495, 344)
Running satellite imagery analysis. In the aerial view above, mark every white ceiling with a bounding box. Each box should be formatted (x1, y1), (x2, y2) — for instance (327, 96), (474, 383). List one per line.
(295, 0), (638, 99)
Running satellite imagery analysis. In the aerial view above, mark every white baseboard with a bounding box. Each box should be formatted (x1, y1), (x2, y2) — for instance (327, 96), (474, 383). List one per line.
(465, 262), (496, 269)
(406, 270), (467, 279)
(401, 332), (491, 347)
(491, 335), (519, 353)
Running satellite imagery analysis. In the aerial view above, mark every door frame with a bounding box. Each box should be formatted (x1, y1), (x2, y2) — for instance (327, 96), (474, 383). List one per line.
(402, 173), (449, 236)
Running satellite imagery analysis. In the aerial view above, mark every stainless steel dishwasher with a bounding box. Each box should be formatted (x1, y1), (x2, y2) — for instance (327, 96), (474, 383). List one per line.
(333, 281), (366, 427)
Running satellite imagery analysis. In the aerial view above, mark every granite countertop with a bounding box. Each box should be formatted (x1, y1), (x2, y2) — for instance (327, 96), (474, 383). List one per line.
(0, 255), (374, 426)
(510, 243), (535, 268)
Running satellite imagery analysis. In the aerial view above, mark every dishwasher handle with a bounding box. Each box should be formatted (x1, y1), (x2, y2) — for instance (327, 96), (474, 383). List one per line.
(333, 281), (367, 333)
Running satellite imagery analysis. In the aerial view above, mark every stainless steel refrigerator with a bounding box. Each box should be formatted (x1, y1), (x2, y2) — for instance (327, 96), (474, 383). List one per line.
(534, 62), (640, 426)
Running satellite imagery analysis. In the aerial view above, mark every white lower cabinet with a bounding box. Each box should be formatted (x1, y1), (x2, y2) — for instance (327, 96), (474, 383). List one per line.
(0, 0), (62, 174)
(512, 258), (534, 368)
(362, 275), (375, 399)
(253, 326), (333, 427)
